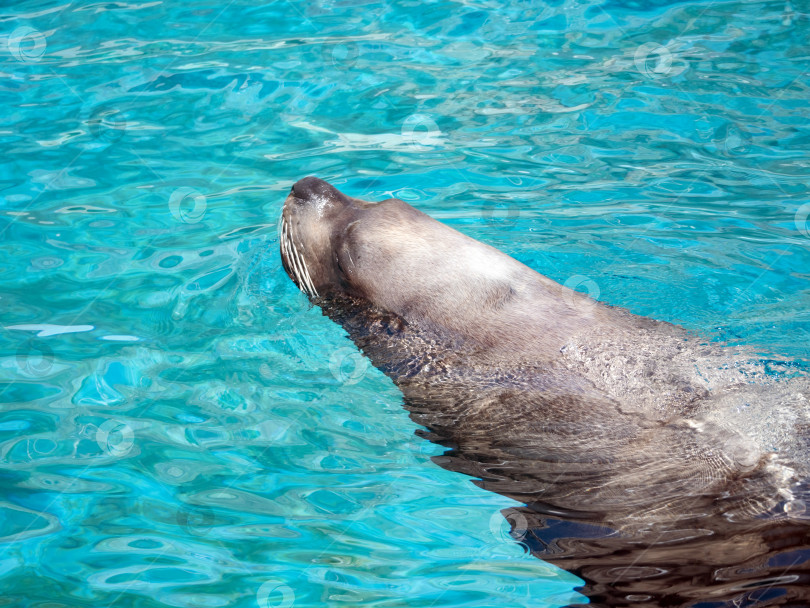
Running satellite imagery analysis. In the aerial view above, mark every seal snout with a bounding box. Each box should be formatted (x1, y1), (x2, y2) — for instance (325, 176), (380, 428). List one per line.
(291, 176), (342, 203)
(289, 176), (353, 220)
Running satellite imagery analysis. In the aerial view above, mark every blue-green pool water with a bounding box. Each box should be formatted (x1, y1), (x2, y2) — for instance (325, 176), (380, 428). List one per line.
(2, 0), (809, 606)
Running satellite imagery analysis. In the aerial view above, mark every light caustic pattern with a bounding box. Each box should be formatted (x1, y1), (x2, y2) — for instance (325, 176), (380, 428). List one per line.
(1, 0), (809, 606)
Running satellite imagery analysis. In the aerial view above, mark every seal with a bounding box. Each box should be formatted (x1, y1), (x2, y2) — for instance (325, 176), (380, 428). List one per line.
(279, 176), (810, 607)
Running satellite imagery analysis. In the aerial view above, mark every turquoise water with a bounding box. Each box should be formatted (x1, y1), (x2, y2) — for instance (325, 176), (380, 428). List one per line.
(2, 0), (810, 606)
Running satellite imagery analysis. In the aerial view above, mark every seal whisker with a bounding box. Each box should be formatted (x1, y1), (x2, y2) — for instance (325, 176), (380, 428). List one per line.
(294, 234), (318, 298)
(280, 217), (295, 283)
(293, 222), (318, 297)
(280, 216), (292, 272)
(281, 216), (305, 295)
(284, 215), (318, 298)
(285, 221), (306, 296)
(288, 232), (310, 297)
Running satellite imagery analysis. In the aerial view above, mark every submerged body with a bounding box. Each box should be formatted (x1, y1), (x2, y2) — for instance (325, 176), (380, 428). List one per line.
(279, 176), (810, 607)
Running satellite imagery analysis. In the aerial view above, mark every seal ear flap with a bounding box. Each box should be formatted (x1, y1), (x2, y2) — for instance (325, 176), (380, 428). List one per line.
(335, 233), (360, 285)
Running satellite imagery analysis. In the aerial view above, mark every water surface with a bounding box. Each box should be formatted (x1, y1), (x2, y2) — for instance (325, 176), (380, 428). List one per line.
(1, 0), (810, 606)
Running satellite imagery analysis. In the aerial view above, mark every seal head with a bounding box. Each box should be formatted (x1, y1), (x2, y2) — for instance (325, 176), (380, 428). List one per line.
(280, 176), (621, 355)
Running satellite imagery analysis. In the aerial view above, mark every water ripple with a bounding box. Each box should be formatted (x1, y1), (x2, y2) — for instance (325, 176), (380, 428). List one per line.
(1, 0), (809, 606)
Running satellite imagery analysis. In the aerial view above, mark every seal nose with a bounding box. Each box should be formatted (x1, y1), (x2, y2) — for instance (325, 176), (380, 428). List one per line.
(290, 176), (353, 213)
(291, 176), (337, 200)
